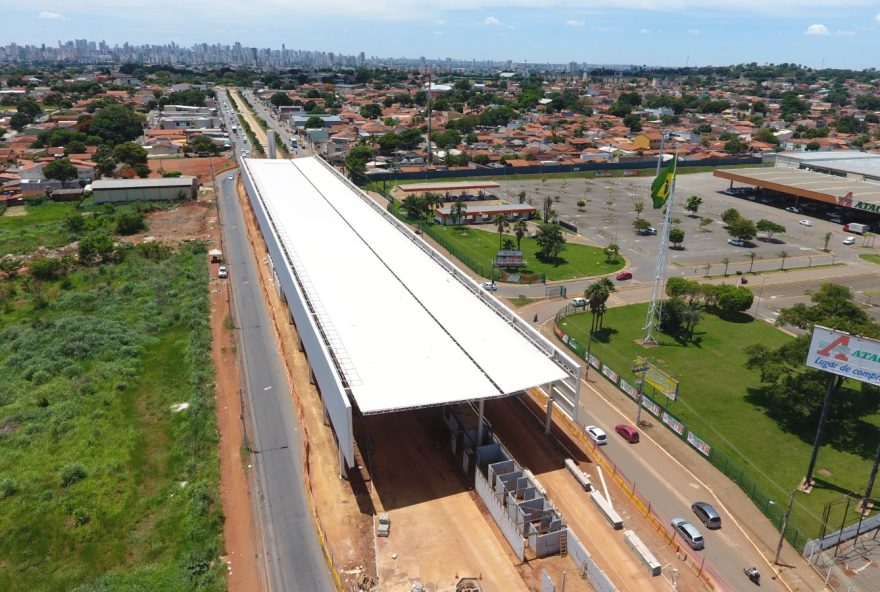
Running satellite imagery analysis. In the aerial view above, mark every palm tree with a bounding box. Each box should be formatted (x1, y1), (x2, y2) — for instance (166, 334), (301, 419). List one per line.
(747, 251), (756, 273)
(513, 219), (528, 250)
(451, 198), (467, 225)
(493, 214), (509, 249)
(778, 250), (789, 270)
(518, 190), (527, 204)
(604, 243), (620, 264)
(584, 277), (616, 331)
(681, 301), (702, 342)
(634, 201), (644, 219)
(721, 257), (730, 276)
(422, 192), (442, 222)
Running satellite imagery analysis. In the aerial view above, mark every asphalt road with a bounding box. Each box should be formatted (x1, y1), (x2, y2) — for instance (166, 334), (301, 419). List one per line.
(217, 168), (334, 591)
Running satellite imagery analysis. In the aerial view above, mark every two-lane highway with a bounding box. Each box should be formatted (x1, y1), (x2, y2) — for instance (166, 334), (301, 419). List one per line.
(218, 170), (334, 592)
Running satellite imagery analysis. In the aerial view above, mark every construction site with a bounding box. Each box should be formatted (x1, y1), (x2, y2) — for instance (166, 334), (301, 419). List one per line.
(236, 156), (713, 592)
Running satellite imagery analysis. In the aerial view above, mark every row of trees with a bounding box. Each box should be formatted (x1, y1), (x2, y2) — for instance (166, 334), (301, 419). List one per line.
(662, 277), (754, 341)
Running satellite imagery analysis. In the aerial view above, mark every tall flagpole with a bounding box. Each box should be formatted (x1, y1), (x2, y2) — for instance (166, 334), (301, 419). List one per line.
(643, 149), (678, 344)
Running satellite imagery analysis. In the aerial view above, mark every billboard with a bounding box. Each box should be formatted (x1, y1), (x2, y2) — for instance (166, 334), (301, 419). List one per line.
(807, 326), (880, 387)
(635, 356), (680, 401)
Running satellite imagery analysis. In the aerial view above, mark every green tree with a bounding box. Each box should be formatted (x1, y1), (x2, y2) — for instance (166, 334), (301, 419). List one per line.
(699, 217), (714, 232)
(402, 194), (426, 219)
(112, 141), (148, 166)
(721, 257), (731, 276)
(584, 277), (616, 331)
(721, 208), (741, 226)
(805, 141), (821, 151)
(359, 103), (383, 119)
(270, 92), (294, 107)
(535, 223), (566, 261)
(345, 145), (374, 178)
(376, 133), (399, 153)
(632, 218), (651, 234)
(513, 219), (528, 250)
(756, 219), (786, 241)
(745, 284), (880, 428)
(43, 158), (78, 188)
(729, 218), (757, 241)
(633, 200), (644, 219)
(190, 135), (218, 155)
(747, 251), (757, 273)
(777, 250), (789, 270)
(493, 214), (510, 249)
(685, 195), (703, 217)
(450, 198), (467, 225)
(305, 116), (325, 129)
(668, 227), (685, 247)
(604, 243), (620, 264)
(823, 231), (832, 252)
(724, 138), (746, 154)
(89, 104), (144, 145)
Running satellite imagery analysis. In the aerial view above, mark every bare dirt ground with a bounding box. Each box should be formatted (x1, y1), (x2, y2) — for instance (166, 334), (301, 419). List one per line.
(484, 394), (709, 592)
(125, 198), (215, 245)
(148, 156), (236, 185)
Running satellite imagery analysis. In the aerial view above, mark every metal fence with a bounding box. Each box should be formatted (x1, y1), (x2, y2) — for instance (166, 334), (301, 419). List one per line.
(553, 306), (814, 552)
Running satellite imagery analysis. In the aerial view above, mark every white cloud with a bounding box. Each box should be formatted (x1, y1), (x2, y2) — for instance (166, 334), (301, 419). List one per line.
(38, 11), (63, 19)
(834, 29), (855, 36)
(434, 19), (445, 25)
(484, 16), (500, 26)
(688, 28), (701, 35)
(805, 23), (830, 36)
(566, 19), (585, 27)
(639, 28), (651, 34)
(433, 30), (443, 35)
(876, 13), (880, 23)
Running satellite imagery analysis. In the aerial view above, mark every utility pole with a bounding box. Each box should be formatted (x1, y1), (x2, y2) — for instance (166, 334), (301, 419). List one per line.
(632, 361), (649, 425)
(425, 69), (432, 170)
(774, 490), (796, 564)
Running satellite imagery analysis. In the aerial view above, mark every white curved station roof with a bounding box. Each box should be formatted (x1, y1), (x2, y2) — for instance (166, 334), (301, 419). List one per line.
(244, 157), (565, 414)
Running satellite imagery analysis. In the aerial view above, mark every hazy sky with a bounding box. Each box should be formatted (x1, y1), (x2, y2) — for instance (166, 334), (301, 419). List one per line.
(7, 1), (880, 68)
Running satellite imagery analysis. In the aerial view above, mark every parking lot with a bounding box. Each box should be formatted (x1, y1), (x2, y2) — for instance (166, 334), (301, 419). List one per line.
(496, 171), (871, 282)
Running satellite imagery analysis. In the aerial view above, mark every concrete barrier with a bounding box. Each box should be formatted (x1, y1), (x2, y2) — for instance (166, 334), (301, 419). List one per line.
(565, 458), (592, 491)
(624, 529), (662, 576)
(590, 491), (623, 529)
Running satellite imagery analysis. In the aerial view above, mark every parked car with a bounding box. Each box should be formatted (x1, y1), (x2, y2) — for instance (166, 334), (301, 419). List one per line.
(785, 206), (800, 213)
(671, 518), (705, 550)
(691, 502), (722, 529)
(481, 281), (497, 292)
(571, 297), (588, 308)
(227, 175), (234, 180)
(218, 266), (228, 279)
(799, 219), (813, 227)
(615, 271), (633, 281)
(727, 238), (745, 247)
(614, 423), (639, 443)
(642, 227), (657, 236)
(585, 425), (607, 446)
(843, 236), (856, 245)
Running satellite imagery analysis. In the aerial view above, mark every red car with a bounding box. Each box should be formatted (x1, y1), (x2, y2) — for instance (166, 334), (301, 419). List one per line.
(615, 423), (639, 443)
(616, 271), (633, 281)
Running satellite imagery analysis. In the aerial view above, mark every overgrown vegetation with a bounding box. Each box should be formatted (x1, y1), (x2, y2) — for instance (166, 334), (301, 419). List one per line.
(0, 241), (223, 592)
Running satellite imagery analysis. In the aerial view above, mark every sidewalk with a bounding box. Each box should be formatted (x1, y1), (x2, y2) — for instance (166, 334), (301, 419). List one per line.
(531, 316), (828, 592)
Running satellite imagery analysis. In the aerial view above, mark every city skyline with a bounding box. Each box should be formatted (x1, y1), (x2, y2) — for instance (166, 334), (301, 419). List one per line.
(4, 1), (880, 69)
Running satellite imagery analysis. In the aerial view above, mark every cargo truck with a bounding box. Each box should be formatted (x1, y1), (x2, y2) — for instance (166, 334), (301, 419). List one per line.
(844, 222), (867, 234)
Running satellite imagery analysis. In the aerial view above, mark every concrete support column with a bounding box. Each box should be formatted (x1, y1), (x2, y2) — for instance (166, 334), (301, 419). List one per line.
(297, 334), (304, 352)
(309, 366), (316, 385)
(322, 401), (330, 426)
(545, 394), (554, 435)
(476, 398), (485, 448)
(338, 445), (347, 480)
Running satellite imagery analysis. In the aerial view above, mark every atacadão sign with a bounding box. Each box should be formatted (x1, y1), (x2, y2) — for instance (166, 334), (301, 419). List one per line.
(806, 326), (880, 387)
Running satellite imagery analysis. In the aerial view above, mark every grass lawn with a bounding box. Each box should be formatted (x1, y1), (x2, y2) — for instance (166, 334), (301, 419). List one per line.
(558, 304), (880, 545)
(428, 225), (624, 281)
(860, 253), (880, 265)
(0, 202), (76, 256)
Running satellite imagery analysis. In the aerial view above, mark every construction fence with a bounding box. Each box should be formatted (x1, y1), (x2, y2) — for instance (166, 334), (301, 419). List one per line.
(552, 307), (814, 553)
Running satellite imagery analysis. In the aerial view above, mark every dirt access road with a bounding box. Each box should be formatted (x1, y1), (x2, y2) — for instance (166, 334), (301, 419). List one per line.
(227, 88), (270, 154)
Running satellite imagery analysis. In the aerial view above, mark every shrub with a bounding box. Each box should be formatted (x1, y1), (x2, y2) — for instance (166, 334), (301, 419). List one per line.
(29, 257), (67, 281)
(59, 463), (87, 487)
(0, 478), (18, 499)
(115, 211), (147, 235)
(24, 193), (48, 206)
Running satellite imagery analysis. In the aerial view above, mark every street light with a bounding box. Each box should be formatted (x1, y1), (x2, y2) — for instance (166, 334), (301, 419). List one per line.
(632, 362), (649, 425)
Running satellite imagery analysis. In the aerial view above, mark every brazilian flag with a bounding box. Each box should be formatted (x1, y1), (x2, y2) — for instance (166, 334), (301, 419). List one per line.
(651, 156), (676, 209)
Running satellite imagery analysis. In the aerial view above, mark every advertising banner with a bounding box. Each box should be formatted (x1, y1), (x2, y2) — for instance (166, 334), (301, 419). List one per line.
(642, 396), (661, 417)
(687, 431), (712, 457)
(807, 326), (880, 387)
(602, 365), (619, 384)
(662, 411), (685, 436)
(620, 379), (638, 399)
(588, 354), (600, 369)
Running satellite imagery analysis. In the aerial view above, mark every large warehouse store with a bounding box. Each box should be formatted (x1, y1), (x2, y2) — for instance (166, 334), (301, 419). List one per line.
(240, 156), (581, 473)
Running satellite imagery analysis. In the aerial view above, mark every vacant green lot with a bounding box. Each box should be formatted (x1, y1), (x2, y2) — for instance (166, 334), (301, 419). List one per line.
(0, 242), (223, 592)
(428, 225), (624, 281)
(559, 304), (879, 543)
(0, 202), (75, 255)
(860, 253), (880, 265)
